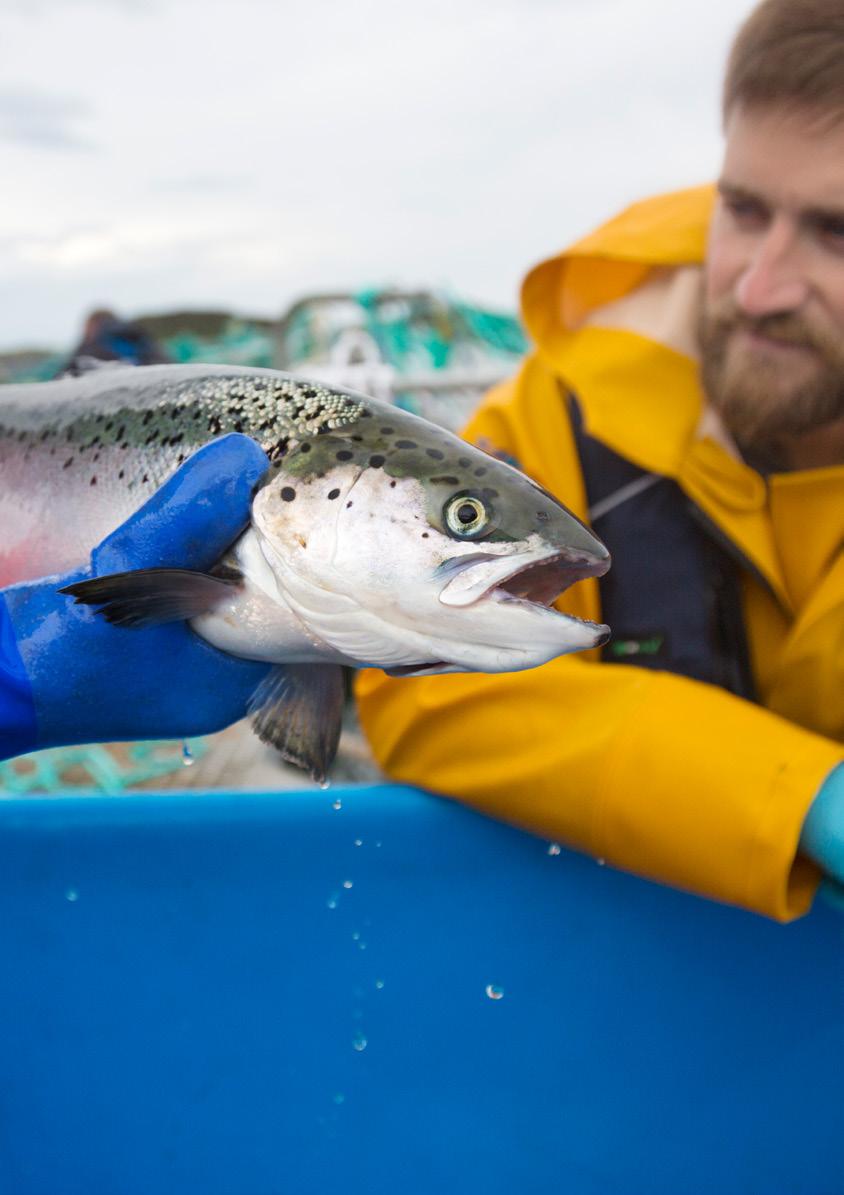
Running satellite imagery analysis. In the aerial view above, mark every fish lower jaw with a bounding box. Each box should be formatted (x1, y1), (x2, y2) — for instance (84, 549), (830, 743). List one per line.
(383, 610), (609, 677)
(459, 544), (611, 655)
(487, 585), (607, 627)
(487, 602), (612, 659)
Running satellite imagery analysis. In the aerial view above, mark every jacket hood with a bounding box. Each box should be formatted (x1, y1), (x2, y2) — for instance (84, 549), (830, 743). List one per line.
(520, 185), (716, 477)
(517, 184), (844, 619)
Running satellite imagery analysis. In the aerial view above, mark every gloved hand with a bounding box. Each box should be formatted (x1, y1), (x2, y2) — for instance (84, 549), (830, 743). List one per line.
(799, 763), (844, 907)
(0, 434), (272, 761)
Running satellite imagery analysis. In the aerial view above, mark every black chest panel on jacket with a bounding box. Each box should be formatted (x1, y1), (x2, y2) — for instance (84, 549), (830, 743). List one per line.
(568, 396), (758, 702)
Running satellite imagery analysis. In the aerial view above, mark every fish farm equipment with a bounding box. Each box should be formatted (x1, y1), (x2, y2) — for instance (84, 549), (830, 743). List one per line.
(274, 288), (528, 430)
(1, 289), (526, 436)
(0, 782), (840, 1195)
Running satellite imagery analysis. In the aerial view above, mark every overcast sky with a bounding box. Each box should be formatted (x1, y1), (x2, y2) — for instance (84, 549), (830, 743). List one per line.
(1, 0), (757, 350)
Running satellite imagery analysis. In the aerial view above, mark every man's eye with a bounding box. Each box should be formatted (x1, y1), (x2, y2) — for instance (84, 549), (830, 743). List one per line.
(817, 218), (844, 249)
(724, 196), (767, 226)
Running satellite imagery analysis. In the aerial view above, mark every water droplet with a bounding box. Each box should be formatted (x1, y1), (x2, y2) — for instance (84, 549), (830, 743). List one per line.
(375, 841), (382, 848)
(354, 838), (363, 847)
(320, 779), (331, 792)
(181, 741), (194, 767)
(326, 895), (338, 910)
(375, 979), (384, 990)
(357, 941), (367, 951)
(351, 931), (360, 940)
(65, 888), (79, 903)
(332, 799), (342, 811)
(596, 857), (606, 867)
(332, 1093), (345, 1105)
(547, 842), (561, 856)
(485, 984), (504, 1001)
(343, 880), (353, 889)
(352, 1033), (367, 1052)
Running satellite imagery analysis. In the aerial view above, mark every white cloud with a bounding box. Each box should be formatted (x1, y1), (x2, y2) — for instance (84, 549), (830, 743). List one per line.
(0, 0), (757, 348)
(0, 88), (95, 151)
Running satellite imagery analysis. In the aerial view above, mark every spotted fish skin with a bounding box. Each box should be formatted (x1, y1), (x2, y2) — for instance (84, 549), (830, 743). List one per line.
(0, 364), (369, 585)
(2, 362), (615, 779)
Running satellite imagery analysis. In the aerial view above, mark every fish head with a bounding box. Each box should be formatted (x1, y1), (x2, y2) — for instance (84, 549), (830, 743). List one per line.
(251, 402), (610, 675)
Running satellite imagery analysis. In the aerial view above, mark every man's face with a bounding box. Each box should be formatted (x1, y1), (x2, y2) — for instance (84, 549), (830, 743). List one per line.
(700, 103), (844, 468)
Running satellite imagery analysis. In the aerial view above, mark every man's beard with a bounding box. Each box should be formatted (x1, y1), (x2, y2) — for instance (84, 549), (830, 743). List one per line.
(697, 300), (844, 471)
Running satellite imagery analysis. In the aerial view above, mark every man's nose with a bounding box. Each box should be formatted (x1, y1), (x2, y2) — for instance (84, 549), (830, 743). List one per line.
(734, 219), (810, 316)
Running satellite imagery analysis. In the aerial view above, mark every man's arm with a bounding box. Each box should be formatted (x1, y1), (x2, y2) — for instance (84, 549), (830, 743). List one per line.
(355, 372), (844, 921)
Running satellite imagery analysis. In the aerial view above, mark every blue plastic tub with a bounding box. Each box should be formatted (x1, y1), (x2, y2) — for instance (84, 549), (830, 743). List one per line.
(0, 784), (841, 1194)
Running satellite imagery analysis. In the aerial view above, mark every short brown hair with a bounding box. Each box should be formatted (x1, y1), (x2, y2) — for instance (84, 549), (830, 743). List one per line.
(724, 0), (844, 124)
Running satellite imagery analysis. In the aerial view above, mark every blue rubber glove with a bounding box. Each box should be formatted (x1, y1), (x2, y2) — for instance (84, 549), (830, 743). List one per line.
(799, 763), (844, 911)
(0, 434), (272, 761)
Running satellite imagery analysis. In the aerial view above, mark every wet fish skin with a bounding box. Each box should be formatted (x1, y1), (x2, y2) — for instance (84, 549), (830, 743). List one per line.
(2, 363), (611, 778)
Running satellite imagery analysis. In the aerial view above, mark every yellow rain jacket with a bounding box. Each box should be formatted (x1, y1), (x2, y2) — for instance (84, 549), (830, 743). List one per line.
(356, 186), (844, 921)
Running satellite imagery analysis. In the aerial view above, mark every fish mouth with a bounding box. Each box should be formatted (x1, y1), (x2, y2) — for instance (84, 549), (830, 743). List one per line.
(437, 545), (610, 611)
(383, 547), (611, 679)
(488, 550), (610, 608)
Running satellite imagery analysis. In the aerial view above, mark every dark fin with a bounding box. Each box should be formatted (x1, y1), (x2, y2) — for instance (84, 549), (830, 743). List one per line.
(209, 552), (246, 584)
(59, 568), (240, 628)
(248, 663), (345, 783)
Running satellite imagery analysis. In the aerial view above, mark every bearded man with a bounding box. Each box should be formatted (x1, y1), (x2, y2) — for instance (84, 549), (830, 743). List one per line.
(356, 0), (844, 921)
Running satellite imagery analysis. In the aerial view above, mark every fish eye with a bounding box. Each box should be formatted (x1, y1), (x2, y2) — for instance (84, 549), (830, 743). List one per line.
(444, 492), (490, 538)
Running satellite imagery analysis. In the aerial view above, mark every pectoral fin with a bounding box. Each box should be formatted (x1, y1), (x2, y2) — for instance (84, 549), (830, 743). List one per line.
(60, 568), (240, 627)
(248, 663), (345, 783)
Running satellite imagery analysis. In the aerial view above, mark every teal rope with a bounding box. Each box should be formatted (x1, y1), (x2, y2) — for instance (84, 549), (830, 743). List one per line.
(0, 738), (208, 795)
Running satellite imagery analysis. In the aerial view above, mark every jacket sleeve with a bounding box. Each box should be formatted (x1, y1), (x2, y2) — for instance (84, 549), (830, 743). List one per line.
(355, 360), (844, 921)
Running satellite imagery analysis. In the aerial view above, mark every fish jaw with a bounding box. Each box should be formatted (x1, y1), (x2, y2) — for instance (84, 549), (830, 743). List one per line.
(238, 527), (610, 676)
(408, 552), (611, 675)
(377, 541), (608, 674)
